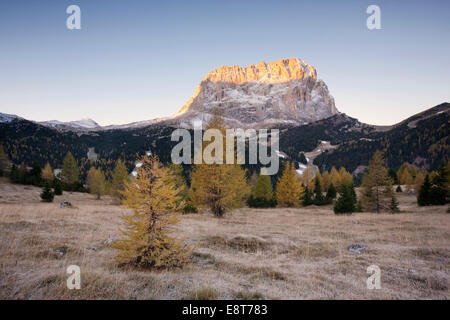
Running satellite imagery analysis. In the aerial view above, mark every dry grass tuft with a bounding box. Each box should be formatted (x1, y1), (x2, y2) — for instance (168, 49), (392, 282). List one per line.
(204, 234), (268, 253)
(188, 287), (219, 300)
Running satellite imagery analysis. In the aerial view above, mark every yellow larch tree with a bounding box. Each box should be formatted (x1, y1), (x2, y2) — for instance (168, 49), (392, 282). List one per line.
(275, 162), (304, 207)
(112, 155), (190, 269)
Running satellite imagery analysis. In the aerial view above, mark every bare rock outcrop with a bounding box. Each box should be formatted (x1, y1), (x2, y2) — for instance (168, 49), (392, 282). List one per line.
(174, 57), (337, 128)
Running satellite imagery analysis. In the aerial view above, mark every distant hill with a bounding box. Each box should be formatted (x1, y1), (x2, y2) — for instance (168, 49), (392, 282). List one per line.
(0, 103), (448, 182)
(314, 103), (450, 173)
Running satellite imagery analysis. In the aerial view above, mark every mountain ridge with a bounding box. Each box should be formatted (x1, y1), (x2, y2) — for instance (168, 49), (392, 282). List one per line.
(1, 103), (448, 182)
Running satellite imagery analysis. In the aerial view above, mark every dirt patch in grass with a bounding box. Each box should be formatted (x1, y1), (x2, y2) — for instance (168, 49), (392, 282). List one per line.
(203, 235), (269, 253)
(291, 243), (338, 259)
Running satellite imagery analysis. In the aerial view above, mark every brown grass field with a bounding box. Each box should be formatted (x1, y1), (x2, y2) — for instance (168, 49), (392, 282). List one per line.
(0, 178), (449, 300)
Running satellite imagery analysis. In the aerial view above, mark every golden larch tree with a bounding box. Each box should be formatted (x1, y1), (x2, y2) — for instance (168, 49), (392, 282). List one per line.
(361, 150), (394, 213)
(91, 168), (106, 199)
(41, 162), (54, 182)
(190, 110), (250, 216)
(275, 162), (304, 207)
(330, 166), (341, 189)
(111, 159), (129, 200)
(113, 155), (190, 269)
(321, 171), (331, 192)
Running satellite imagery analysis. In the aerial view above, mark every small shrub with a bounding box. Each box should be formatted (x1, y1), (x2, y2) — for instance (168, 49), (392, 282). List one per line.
(234, 291), (264, 300)
(40, 185), (54, 202)
(189, 288), (219, 300)
(182, 202), (198, 214)
(247, 195), (276, 208)
(54, 181), (63, 195)
(396, 185), (403, 192)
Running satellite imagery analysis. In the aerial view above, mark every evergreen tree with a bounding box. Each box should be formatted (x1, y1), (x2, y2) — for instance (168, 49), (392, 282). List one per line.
(29, 161), (42, 185)
(111, 159), (129, 200)
(333, 183), (356, 214)
(10, 165), (20, 183)
(299, 153), (308, 165)
(396, 185), (403, 193)
(18, 163), (27, 184)
(389, 194), (400, 213)
(254, 174), (273, 200)
(325, 183), (337, 200)
(112, 155), (190, 269)
(302, 185), (313, 206)
(361, 150), (393, 213)
(248, 174), (276, 208)
(275, 162), (304, 207)
(428, 161), (449, 205)
(0, 143), (9, 176)
(61, 152), (79, 185)
(53, 179), (63, 196)
(313, 176), (324, 205)
(388, 168), (399, 185)
(40, 184), (54, 202)
(417, 174), (431, 206)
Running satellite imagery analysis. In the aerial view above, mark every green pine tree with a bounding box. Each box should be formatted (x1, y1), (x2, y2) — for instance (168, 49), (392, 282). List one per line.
(53, 179), (63, 196)
(429, 161), (449, 205)
(313, 176), (324, 205)
(334, 183), (357, 214)
(40, 184), (54, 202)
(302, 185), (313, 206)
(254, 174), (273, 200)
(0, 143), (9, 177)
(389, 194), (400, 213)
(417, 174), (431, 206)
(248, 174), (276, 208)
(325, 183), (337, 200)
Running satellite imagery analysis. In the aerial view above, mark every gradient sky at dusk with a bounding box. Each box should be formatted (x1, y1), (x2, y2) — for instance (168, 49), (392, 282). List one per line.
(1, 0), (449, 125)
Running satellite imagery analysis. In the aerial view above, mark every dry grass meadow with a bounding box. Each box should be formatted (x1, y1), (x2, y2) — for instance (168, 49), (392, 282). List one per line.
(0, 178), (449, 300)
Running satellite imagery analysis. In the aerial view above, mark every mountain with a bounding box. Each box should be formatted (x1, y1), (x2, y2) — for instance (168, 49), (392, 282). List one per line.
(1, 103), (448, 184)
(0, 55), (448, 181)
(0, 112), (24, 123)
(39, 118), (102, 131)
(0, 113), (168, 132)
(171, 57), (337, 128)
(3, 57), (336, 131)
(314, 103), (450, 174)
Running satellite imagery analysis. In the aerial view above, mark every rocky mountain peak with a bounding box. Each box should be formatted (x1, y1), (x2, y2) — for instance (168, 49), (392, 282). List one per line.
(174, 58), (337, 128)
(202, 58), (317, 84)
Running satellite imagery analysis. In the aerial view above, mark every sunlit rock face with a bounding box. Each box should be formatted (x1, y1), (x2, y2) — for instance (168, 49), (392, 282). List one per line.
(174, 58), (337, 128)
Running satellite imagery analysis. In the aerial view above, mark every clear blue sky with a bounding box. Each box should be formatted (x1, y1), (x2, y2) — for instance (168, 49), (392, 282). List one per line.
(1, 0), (449, 125)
